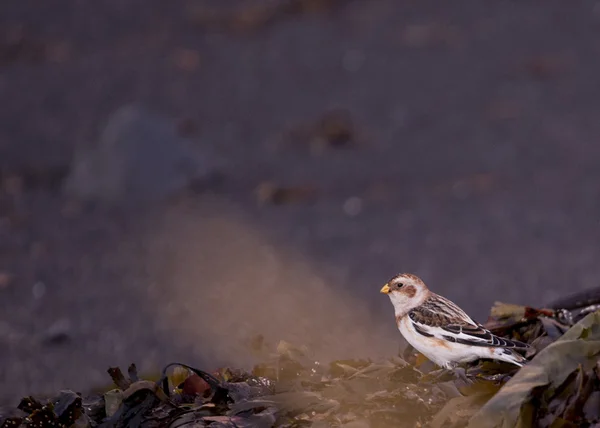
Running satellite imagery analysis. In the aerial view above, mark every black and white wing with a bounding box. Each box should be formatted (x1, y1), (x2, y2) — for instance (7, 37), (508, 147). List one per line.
(408, 294), (529, 349)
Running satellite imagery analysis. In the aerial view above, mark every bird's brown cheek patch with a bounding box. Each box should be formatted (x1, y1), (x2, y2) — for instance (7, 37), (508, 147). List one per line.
(403, 285), (417, 298)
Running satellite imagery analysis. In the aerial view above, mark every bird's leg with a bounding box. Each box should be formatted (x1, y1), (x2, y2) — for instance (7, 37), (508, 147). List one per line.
(452, 366), (471, 385)
(442, 361), (457, 370)
(420, 368), (450, 383)
(421, 363), (459, 383)
(426, 363), (472, 385)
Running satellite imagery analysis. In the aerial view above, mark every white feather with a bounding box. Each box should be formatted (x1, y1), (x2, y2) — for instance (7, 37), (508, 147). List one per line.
(399, 317), (526, 369)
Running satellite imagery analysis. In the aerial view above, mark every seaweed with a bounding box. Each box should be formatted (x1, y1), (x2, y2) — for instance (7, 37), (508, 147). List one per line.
(3, 290), (600, 427)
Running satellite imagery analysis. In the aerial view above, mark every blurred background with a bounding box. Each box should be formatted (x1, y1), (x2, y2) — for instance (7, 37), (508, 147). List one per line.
(2, 0), (600, 404)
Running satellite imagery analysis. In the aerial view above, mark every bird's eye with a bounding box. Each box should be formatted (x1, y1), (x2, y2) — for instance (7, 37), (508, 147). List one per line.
(396, 282), (404, 288)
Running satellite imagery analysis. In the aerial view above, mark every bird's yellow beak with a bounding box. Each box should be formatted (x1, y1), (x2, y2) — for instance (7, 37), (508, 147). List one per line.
(380, 283), (391, 294)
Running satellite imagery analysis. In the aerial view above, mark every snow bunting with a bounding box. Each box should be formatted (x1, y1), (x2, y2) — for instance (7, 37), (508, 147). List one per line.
(380, 273), (529, 369)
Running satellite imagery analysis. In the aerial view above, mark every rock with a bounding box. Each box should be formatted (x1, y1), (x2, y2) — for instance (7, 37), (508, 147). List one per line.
(63, 105), (224, 203)
(0, 271), (12, 289)
(42, 318), (72, 345)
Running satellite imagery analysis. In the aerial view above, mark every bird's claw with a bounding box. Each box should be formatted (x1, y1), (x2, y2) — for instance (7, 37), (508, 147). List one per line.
(452, 367), (473, 385)
(421, 365), (473, 386)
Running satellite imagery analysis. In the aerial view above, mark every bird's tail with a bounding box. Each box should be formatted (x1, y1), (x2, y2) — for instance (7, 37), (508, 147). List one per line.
(494, 347), (528, 367)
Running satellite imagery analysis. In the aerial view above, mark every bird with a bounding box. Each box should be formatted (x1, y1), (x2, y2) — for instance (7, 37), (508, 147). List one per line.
(380, 273), (529, 370)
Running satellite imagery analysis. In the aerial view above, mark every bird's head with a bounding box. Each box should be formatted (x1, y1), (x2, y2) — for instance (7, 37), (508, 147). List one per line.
(380, 273), (430, 317)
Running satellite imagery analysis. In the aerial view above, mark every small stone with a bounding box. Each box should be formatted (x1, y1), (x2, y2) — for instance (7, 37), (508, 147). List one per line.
(255, 182), (317, 205)
(32, 281), (46, 299)
(403, 24), (435, 47)
(46, 41), (71, 63)
(314, 109), (356, 149)
(173, 48), (201, 71)
(61, 200), (83, 218)
(0, 272), (12, 289)
(342, 49), (365, 73)
(343, 196), (363, 216)
(29, 242), (46, 259)
(63, 105), (225, 204)
(452, 180), (470, 200)
(42, 318), (72, 345)
(1, 174), (24, 195)
(177, 117), (199, 137)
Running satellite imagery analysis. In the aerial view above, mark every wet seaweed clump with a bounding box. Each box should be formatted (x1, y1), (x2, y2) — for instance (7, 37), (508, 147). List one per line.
(3, 288), (600, 428)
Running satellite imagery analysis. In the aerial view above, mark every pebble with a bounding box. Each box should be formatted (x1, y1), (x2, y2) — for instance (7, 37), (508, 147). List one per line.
(63, 104), (225, 204)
